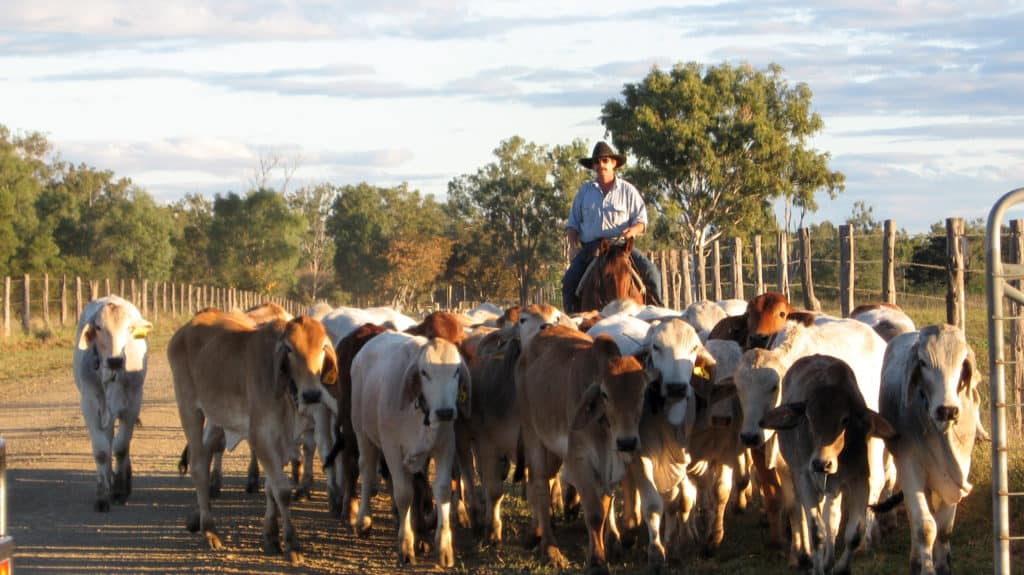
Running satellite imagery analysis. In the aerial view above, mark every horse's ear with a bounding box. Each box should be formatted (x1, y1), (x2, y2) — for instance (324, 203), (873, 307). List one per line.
(625, 236), (634, 252)
(599, 238), (611, 254)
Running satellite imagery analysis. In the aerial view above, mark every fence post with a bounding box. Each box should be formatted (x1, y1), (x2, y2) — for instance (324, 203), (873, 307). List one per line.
(658, 251), (669, 308)
(798, 228), (821, 311)
(681, 249), (693, 308)
(42, 273), (50, 327)
(22, 274), (30, 333)
(883, 219), (897, 304)
(776, 232), (790, 300)
(3, 277), (9, 337)
(731, 237), (744, 301)
(669, 249), (680, 310)
(945, 217), (966, 330)
(754, 235), (764, 296)
(1011, 219), (1024, 432)
(60, 275), (67, 327)
(712, 239), (723, 301)
(695, 244), (707, 301)
(839, 224), (855, 317)
(75, 277), (83, 320)
(105, 278), (111, 297)
(141, 280), (148, 316)
(91, 280), (99, 302)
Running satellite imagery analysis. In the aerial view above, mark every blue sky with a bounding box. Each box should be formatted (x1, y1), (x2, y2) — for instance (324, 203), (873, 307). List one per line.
(2, 0), (1023, 234)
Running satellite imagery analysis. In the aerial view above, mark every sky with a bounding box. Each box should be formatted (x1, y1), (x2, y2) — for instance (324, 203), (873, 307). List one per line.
(2, 0), (1023, 234)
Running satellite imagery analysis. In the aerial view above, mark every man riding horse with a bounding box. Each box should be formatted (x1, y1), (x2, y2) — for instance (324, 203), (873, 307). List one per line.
(562, 141), (663, 313)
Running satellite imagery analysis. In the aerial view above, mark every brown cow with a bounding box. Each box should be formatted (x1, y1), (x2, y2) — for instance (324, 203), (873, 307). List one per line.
(516, 325), (648, 573)
(168, 310), (338, 566)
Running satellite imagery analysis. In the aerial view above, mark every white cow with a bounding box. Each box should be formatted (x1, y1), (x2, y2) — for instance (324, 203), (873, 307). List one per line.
(351, 332), (470, 567)
(72, 295), (152, 511)
(878, 325), (981, 575)
(320, 305), (418, 344)
(586, 313), (652, 356)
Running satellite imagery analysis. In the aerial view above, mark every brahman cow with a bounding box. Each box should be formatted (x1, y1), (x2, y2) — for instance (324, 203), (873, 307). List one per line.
(350, 332), (470, 567)
(168, 310), (338, 566)
(876, 324), (982, 575)
(761, 354), (896, 574)
(722, 316), (891, 562)
(516, 325), (648, 573)
(73, 295), (152, 512)
(320, 305), (417, 344)
(851, 302), (917, 343)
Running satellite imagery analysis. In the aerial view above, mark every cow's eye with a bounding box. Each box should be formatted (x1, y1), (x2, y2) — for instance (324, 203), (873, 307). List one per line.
(652, 344), (661, 352)
(770, 384), (778, 393)
(778, 311), (786, 318)
(421, 369), (428, 378)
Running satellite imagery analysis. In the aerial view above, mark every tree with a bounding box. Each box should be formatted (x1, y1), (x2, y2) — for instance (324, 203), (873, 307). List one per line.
(600, 62), (845, 260)
(208, 188), (304, 294)
(0, 126), (55, 277)
(447, 137), (589, 305)
(169, 193), (214, 284)
(287, 183), (338, 304)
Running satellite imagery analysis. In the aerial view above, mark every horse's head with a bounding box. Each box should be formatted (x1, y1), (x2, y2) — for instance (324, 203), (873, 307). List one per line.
(580, 236), (645, 312)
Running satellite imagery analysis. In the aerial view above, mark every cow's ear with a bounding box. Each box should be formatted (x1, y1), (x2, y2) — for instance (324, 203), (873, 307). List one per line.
(572, 384), (605, 430)
(788, 311), (816, 327)
(131, 321), (153, 339)
(905, 344), (923, 404)
(77, 323), (96, 351)
(401, 363), (423, 408)
(321, 340), (339, 386)
(760, 402), (805, 430)
(695, 347), (717, 382)
(863, 410), (898, 440)
(958, 347), (976, 394)
(273, 340), (292, 390)
(457, 361), (471, 419)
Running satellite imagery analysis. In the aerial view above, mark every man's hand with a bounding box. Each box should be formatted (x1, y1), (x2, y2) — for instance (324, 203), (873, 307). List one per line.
(569, 245), (581, 260)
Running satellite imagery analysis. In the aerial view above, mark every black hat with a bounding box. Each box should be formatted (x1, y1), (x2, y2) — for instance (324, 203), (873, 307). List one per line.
(579, 141), (626, 169)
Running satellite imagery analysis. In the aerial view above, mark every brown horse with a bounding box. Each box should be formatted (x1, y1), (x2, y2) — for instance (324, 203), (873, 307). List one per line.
(577, 237), (648, 312)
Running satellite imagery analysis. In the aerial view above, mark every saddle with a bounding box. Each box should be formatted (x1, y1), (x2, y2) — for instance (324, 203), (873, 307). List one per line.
(574, 243), (647, 298)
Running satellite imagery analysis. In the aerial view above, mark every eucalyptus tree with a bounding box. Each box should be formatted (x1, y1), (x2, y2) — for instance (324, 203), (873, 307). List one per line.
(287, 182), (339, 304)
(447, 136), (589, 305)
(601, 62), (845, 257)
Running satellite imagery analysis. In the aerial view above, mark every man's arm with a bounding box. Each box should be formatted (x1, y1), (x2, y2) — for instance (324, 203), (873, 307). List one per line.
(566, 227), (580, 259)
(622, 222), (645, 239)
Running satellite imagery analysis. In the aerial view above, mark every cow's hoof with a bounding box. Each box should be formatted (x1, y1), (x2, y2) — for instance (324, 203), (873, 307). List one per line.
(94, 499), (111, 512)
(205, 531), (224, 551)
(438, 545), (455, 568)
(586, 565), (610, 575)
(700, 542), (719, 559)
(544, 546), (569, 569)
(186, 512), (201, 532)
(263, 536), (282, 555)
(648, 543), (666, 568)
(245, 478), (260, 494)
(293, 486), (311, 501)
(286, 549), (304, 567)
(523, 533), (541, 550)
(357, 517), (373, 538)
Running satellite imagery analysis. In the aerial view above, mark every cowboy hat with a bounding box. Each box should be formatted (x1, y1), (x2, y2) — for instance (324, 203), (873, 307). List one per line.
(579, 141), (627, 169)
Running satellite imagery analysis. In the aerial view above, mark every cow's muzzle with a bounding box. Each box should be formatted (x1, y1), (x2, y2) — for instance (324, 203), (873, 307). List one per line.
(301, 389), (322, 404)
(746, 333), (770, 349)
(106, 356), (125, 371)
(435, 408), (455, 422)
(664, 382), (688, 399)
(616, 436), (639, 452)
(935, 405), (959, 423)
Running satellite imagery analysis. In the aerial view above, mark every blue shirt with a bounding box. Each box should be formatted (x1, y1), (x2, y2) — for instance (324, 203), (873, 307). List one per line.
(566, 177), (648, 244)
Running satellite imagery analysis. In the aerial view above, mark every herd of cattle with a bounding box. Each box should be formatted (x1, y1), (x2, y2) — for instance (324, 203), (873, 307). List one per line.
(70, 292), (985, 574)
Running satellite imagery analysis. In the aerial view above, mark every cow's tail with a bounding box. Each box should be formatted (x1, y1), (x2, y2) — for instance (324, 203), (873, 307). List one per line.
(870, 491), (904, 514)
(512, 433), (526, 483)
(178, 444), (190, 476)
(323, 427), (345, 470)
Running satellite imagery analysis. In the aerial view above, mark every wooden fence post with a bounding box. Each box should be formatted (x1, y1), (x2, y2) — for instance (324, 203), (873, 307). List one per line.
(754, 235), (764, 296)
(681, 249), (693, 308)
(695, 244), (707, 301)
(60, 275), (67, 327)
(839, 224), (854, 317)
(22, 274), (30, 333)
(75, 277), (83, 320)
(1010, 219), (1024, 432)
(945, 217), (966, 330)
(105, 278), (111, 297)
(659, 251), (669, 308)
(119, 279), (125, 297)
(3, 277), (9, 337)
(42, 273), (50, 327)
(798, 228), (821, 311)
(91, 280), (99, 302)
(883, 219), (897, 304)
(731, 237), (744, 300)
(776, 232), (790, 300)
(712, 239), (723, 301)
(140, 280), (147, 316)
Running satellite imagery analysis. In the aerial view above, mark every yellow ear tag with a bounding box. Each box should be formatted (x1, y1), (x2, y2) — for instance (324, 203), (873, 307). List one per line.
(458, 389), (468, 404)
(132, 327), (150, 339)
(693, 365), (710, 380)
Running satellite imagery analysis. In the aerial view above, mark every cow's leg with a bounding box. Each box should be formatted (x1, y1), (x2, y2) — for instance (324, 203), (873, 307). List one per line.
(477, 446), (507, 543)
(904, 488), (936, 575)
(342, 424), (361, 528)
(293, 421), (317, 501)
(751, 449), (785, 550)
(835, 481), (868, 575)
(202, 425), (226, 499)
(932, 501), (958, 575)
(620, 471), (641, 542)
(578, 483), (612, 575)
(433, 445), (456, 568)
(522, 430), (566, 568)
(246, 445), (260, 494)
(387, 455), (418, 565)
(820, 489), (843, 573)
(179, 408), (222, 550)
(252, 425), (303, 567)
(311, 406), (340, 513)
(111, 380), (142, 504)
(791, 471), (819, 571)
(631, 459), (666, 568)
(78, 388), (114, 512)
(704, 461), (734, 557)
(863, 436), (887, 549)
(355, 435), (381, 536)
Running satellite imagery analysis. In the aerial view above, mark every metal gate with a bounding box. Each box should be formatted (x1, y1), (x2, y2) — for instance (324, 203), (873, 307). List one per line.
(986, 187), (1024, 575)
